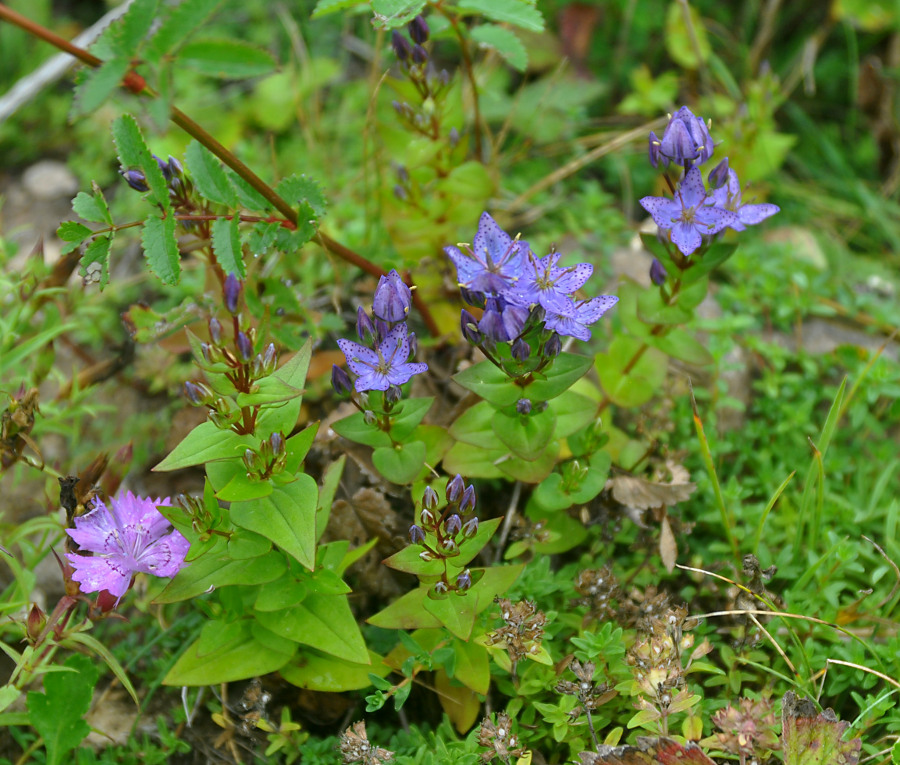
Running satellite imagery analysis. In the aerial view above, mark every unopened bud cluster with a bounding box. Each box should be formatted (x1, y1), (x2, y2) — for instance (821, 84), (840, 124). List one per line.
(175, 492), (223, 540)
(121, 154), (201, 232)
(555, 660), (615, 717)
(185, 273), (278, 434)
(407, 475), (479, 597)
(243, 431), (287, 479)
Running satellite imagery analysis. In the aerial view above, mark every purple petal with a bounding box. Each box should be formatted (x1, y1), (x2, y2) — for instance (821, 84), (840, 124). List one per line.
(738, 203), (779, 226)
(387, 361), (428, 386)
(135, 531), (191, 577)
(444, 245), (481, 286)
(694, 206), (738, 235)
(677, 166), (707, 208)
(337, 338), (379, 377)
(66, 552), (133, 598)
(554, 263), (593, 293)
(670, 221), (702, 256)
(574, 295), (618, 324)
(378, 324), (411, 367)
(640, 196), (681, 230)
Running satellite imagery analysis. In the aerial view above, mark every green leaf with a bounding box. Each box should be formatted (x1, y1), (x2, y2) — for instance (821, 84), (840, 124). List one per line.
(443, 440), (506, 479)
(254, 342), (312, 436)
(368, 586), (443, 631)
(179, 38), (276, 79)
(452, 360), (521, 407)
(470, 24), (527, 71)
(281, 423), (319, 475)
(164, 620), (295, 686)
(450, 639), (490, 694)
(61, 632), (139, 706)
(423, 590), (479, 641)
(257, 593), (369, 663)
(316, 456), (345, 542)
(275, 174), (328, 218)
(458, 0), (544, 31)
(532, 453), (611, 511)
(116, 0), (160, 52)
(184, 140), (239, 208)
(649, 327), (714, 366)
(231, 477), (318, 569)
(596, 335), (667, 408)
(525, 353), (593, 401)
(211, 216), (244, 278)
(27, 654), (98, 765)
(311, 0), (368, 17)
(496, 442), (559, 483)
(58, 221), (93, 252)
(491, 408), (556, 461)
(141, 212), (181, 285)
(332, 413), (393, 448)
(372, 440), (426, 484)
(154, 421), (256, 471)
(0, 686), (21, 714)
(72, 187), (112, 224)
(370, 0), (428, 27)
(548, 391), (597, 439)
(234, 375), (303, 408)
(253, 574), (308, 611)
(79, 236), (112, 289)
(72, 57), (130, 118)
(281, 650), (388, 691)
(636, 288), (692, 325)
(147, 0), (223, 59)
(155, 540), (285, 602)
(228, 170), (273, 211)
(389, 397), (434, 440)
(111, 114), (170, 209)
(383, 517), (503, 575)
(664, 0), (711, 70)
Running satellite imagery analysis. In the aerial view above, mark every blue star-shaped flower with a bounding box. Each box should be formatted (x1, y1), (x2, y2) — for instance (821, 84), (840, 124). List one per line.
(544, 295), (619, 342)
(337, 323), (428, 392)
(711, 169), (780, 232)
(444, 212), (528, 295)
(640, 166), (738, 256)
(509, 253), (593, 314)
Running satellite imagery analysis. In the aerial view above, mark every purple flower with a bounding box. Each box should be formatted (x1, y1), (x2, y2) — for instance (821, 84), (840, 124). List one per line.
(545, 295), (619, 342)
(337, 323), (427, 392)
(656, 106), (714, 168)
(711, 169), (780, 232)
(640, 166), (738, 256)
(65, 492), (189, 603)
(444, 212), (528, 295)
(373, 269), (412, 323)
(510, 253), (593, 314)
(478, 295), (528, 342)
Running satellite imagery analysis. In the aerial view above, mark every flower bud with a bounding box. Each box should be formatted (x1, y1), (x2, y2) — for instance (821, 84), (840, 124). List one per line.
(422, 486), (439, 511)
(434, 580), (449, 594)
(391, 30), (411, 61)
(448, 127), (460, 147)
(395, 163), (410, 183)
(224, 273), (242, 315)
(331, 365), (353, 396)
(438, 69), (450, 86)
(459, 485), (476, 514)
(374, 319), (390, 342)
(373, 269), (412, 322)
(262, 342), (277, 372)
(708, 157), (729, 189)
(648, 130), (662, 169)
(121, 169), (148, 192)
(420, 507), (436, 529)
(356, 306), (375, 343)
(184, 381), (203, 405)
(236, 331), (253, 363)
(364, 410), (378, 426)
(208, 317), (222, 345)
(167, 155), (184, 177)
(95, 589), (119, 613)
(26, 604), (46, 643)
(419, 549), (435, 561)
(243, 449), (259, 473)
(516, 398), (532, 416)
(393, 184), (408, 201)
(658, 106), (714, 168)
(441, 538), (458, 555)
(408, 15), (429, 44)
(649, 258), (668, 286)
(269, 432), (284, 457)
(456, 569), (472, 591)
(545, 332), (562, 358)
(446, 474), (465, 503)
(412, 44), (427, 65)
(511, 338), (530, 362)
(409, 524), (426, 544)
(384, 385), (402, 406)
(460, 309), (483, 345)
(462, 516), (478, 538)
(460, 287), (485, 309)
(445, 514), (462, 536)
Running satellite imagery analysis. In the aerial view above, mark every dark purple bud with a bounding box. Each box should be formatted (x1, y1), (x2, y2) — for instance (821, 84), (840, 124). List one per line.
(462, 516), (478, 538)
(391, 100), (404, 115)
(184, 381), (206, 405)
(459, 485), (476, 514)
(224, 273), (242, 315)
(423, 486), (439, 511)
(516, 398), (532, 415)
(356, 306), (375, 343)
(408, 15), (429, 44)
(456, 569), (472, 591)
(262, 342), (277, 371)
(373, 269), (412, 322)
(659, 106), (714, 168)
(391, 30), (411, 61)
(412, 44), (427, 65)
(447, 474), (465, 503)
(121, 169), (149, 192)
(393, 184), (408, 201)
(445, 514), (462, 536)
(649, 258), (668, 286)
(384, 384), (402, 406)
(708, 157), (729, 189)
(648, 130), (661, 169)
(420, 507), (436, 528)
(448, 127), (460, 147)
(545, 332), (562, 358)
(460, 309), (483, 344)
(167, 155), (183, 177)
(236, 331), (253, 363)
(460, 288), (485, 309)
(395, 164), (409, 183)
(409, 524), (426, 544)
(407, 332), (418, 359)
(269, 432), (284, 457)
(208, 317), (222, 345)
(155, 154), (172, 181)
(331, 365), (353, 396)
(511, 337), (530, 362)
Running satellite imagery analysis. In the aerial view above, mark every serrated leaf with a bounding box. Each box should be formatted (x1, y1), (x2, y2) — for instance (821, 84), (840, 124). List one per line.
(458, 0), (544, 31)
(111, 114), (170, 208)
(72, 189), (111, 224)
(115, 0), (159, 54)
(72, 57), (130, 118)
(471, 24), (527, 71)
(211, 216), (244, 277)
(58, 221), (93, 255)
(227, 169), (272, 211)
(370, 0), (427, 27)
(184, 140), (239, 207)
(146, 0), (223, 59)
(275, 174), (327, 218)
(178, 38), (276, 78)
(141, 212), (181, 284)
(79, 236), (112, 289)
(27, 654), (98, 765)
(311, 0), (368, 17)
